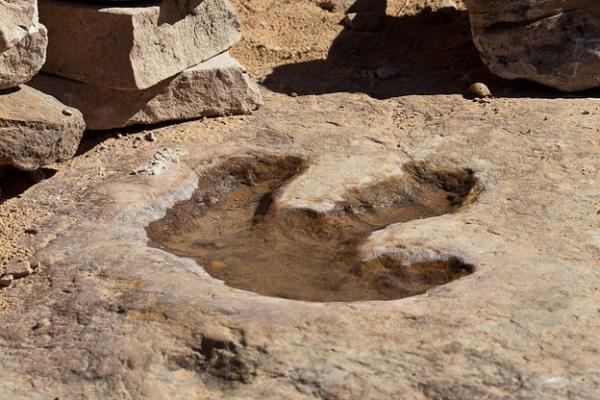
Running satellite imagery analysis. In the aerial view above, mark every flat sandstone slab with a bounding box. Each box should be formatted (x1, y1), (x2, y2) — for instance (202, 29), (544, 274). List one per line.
(0, 85), (85, 170)
(32, 52), (262, 130)
(39, 0), (242, 90)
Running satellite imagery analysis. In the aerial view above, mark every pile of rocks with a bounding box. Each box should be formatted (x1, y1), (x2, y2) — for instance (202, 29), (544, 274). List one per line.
(0, 0), (84, 171)
(32, 0), (262, 130)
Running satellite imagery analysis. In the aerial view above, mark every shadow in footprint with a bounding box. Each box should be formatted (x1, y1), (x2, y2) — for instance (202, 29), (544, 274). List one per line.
(147, 153), (481, 302)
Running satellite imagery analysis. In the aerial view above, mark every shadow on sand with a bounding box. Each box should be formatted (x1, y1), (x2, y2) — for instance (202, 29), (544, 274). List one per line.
(263, 5), (600, 99)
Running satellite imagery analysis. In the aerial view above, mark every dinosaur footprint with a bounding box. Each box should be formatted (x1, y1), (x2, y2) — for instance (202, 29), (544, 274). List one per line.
(147, 153), (481, 302)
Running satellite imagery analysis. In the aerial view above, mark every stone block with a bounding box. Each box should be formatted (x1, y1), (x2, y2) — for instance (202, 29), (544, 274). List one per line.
(39, 0), (242, 90)
(0, 85), (85, 170)
(32, 52), (262, 130)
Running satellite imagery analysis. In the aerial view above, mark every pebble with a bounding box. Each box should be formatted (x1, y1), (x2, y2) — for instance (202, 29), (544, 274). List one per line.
(62, 109), (73, 116)
(317, 1), (335, 11)
(5, 260), (33, 279)
(361, 70), (375, 81)
(469, 82), (492, 98)
(145, 132), (157, 142)
(375, 67), (401, 80)
(32, 318), (51, 330)
(0, 275), (14, 288)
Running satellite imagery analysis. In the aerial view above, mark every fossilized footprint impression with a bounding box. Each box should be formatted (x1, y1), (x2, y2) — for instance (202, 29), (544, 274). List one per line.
(147, 153), (481, 302)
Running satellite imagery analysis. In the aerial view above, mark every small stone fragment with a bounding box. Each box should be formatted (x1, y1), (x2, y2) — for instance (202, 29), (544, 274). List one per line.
(144, 132), (156, 142)
(5, 260), (33, 279)
(32, 318), (51, 330)
(469, 82), (492, 98)
(131, 148), (187, 176)
(0, 275), (14, 288)
(361, 70), (375, 81)
(343, 12), (385, 31)
(376, 67), (401, 80)
(318, 1), (336, 12)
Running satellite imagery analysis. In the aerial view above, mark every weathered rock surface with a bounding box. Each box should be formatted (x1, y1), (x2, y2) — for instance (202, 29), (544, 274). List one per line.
(0, 24), (47, 90)
(0, 85), (85, 170)
(1, 1), (600, 398)
(0, 0), (48, 89)
(0, 0), (37, 51)
(1, 85), (599, 398)
(39, 0), (242, 90)
(465, 0), (600, 91)
(32, 52), (262, 130)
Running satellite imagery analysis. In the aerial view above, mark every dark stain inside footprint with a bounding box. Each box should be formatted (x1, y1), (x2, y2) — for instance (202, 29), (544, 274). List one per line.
(146, 154), (480, 302)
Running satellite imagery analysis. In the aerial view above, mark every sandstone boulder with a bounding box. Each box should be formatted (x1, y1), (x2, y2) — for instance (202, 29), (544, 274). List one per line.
(0, 85), (85, 170)
(32, 52), (262, 130)
(0, 24), (47, 90)
(39, 0), (242, 90)
(0, 0), (37, 51)
(465, 0), (600, 92)
(0, 0), (48, 89)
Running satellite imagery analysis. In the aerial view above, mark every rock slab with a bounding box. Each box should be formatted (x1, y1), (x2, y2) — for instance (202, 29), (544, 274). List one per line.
(32, 52), (262, 130)
(0, 85), (85, 170)
(465, 0), (600, 91)
(0, 0), (48, 89)
(39, 0), (242, 90)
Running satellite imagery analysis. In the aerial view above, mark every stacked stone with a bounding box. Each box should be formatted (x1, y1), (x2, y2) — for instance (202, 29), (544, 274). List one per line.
(32, 0), (262, 130)
(0, 0), (85, 171)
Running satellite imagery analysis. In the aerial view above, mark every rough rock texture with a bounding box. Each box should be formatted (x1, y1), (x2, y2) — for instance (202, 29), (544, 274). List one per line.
(0, 24), (47, 90)
(31, 52), (262, 130)
(0, 85), (85, 170)
(0, 0), (48, 89)
(1, 85), (599, 399)
(39, 0), (242, 90)
(0, 0), (37, 51)
(1, 1), (599, 398)
(465, 0), (600, 91)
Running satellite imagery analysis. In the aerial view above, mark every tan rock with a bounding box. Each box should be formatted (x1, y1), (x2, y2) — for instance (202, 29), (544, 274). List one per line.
(0, 24), (47, 89)
(0, 274), (13, 288)
(468, 82), (491, 98)
(39, 0), (242, 90)
(465, 0), (600, 91)
(0, 0), (37, 51)
(4, 260), (33, 279)
(0, 85), (85, 170)
(31, 52), (262, 130)
(0, 0), (48, 89)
